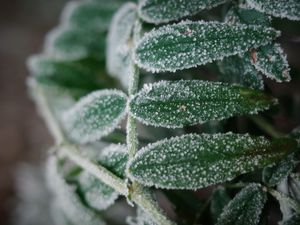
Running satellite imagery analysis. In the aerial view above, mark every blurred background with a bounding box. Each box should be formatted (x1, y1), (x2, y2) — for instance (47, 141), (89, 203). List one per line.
(0, 1), (300, 225)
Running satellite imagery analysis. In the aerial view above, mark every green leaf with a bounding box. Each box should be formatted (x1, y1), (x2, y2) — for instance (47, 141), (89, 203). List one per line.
(262, 153), (297, 186)
(129, 80), (276, 128)
(46, 157), (106, 225)
(138, 0), (228, 24)
(282, 214), (300, 225)
(218, 55), (264, 90)
(62, 0), (120, 31)
(128, 133), (297, 189)
(62, 90), (128, 143)
(246, 0), (300, 21)
(216, 183), (267, 225)
(134, 21), (279, 73)
(210, 187), (231, 223)
(45, 26), (106, 61)
(107, 3), (137, 88)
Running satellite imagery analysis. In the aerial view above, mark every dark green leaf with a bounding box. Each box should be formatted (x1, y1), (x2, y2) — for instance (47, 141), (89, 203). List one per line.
(134, 21), (279, 72)
(62, 90), (128, 143)
(216, 183), (267, 225)
(282, 214), (300, 225)
(128, 133), (297, 189)
(138, 0), (228, 24)
(210, 187), (231, 223)
(129, 80), (276, 128)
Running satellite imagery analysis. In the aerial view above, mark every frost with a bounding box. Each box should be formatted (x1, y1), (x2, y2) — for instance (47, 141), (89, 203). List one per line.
(246, 0), (300, 21)
(46, 157), (106, 225)
(216, 183), (267, 225)
(127, 208), (158, 225)
(134, 20), (279, 73)
(138, 0), (228, 24)
(290, 126), (300, 147)
(45, 26), (106, 61)
(106, 3), (137, 89)
(282, 214), (300, 225)
(289, 173), (300, 202)
(129, 80), (276, 128)
(78, 171), (119, 211)
(210, 187), (231, 223)
(128, 133), (297, 189)
(218, 55), (264, 90)
(62, 90), (128, 143)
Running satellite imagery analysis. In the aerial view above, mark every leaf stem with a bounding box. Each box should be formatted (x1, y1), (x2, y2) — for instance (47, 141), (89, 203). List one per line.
(250, 115), (284, 138)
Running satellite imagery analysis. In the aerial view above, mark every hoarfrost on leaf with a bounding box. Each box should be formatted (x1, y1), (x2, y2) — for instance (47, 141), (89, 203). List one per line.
(282, 214), (300, 225)
(106, 3), (137, 88)
(216, 183), (267, 225)
(134, 20), (279, 73)
(127, 207), (158, 225)
(129, 80), (276, 128)
(138, 0), (229, 24)
(62, 90), (128, 143)
(128, 133), (297, 189)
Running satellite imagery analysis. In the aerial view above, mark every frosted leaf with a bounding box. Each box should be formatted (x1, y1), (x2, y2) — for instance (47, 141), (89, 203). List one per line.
(128, 133), (297, 189)
(290, 126), (300, 146)
(138, 0), (228, 24)
(129, 80), (276, 128)
(282, 214), (300, 225)
(62, 90), (128, 143)
(27, 55), (101, 91)
(78, 171), (119, 211)
(134, 20), (279, 73)
(246, 0), (300, 21)
(106, 3), (137, 88)
(262, 153), (297, 187)
(46, 157), (106, 225)
(61, 0), (121, 31)
(218, 55), (264, 90)
(127, 207), (158, 225)
(249, 44), (291, 82)
(210, 187), (231, 223)
(45, 26), (106, 61)
(216, 183), (267, 225)
(289, 173), (300, 202)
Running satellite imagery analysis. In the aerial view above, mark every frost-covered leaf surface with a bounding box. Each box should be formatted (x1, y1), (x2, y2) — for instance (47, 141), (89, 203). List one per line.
(210, 187), (231, 223)
(129, 80), (276, 128)
(107, 3), (137, 88)
(134, 21), (279, 72)
(249, 44), (290, 82)
(62, 90), (127, 143)
(218, 55), (264, 90)
(290, 126), (300, 147)
(127, 207), (158, 225)
(78, 171), (119, 211)
(46, 157), (106, 225)
(45, 26), (106, 61)
(246, 0), (300, 21)
(61, 0), (120, 31)
(138, 0), (228, 24)
(289, 173), (300, 202)
(263, 153), (297, 187)
(128, 133), (297, 189)
(282, 214), (300, 225)
(216, 183), (267, 225)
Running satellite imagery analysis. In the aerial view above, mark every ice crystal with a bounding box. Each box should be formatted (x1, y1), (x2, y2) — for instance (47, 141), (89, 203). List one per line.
(129, 80), (276, 128)
(216, 183), (267, 225)
(246, 0), (300, 21)
(134, 20), (279, 73)
(128, 133), (297, 189)
(138, 0), (228, 24)
(62, 90), (128, 143)
(210, 187), (231, 223)
(107, 3), (137, 88)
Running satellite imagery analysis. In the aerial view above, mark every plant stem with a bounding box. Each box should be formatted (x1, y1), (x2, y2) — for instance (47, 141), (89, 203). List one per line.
(250, 115), (284, 138)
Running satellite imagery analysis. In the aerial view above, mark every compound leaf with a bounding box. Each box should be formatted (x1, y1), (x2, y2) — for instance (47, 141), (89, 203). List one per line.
(216, 183), (267, 225)
(128, 133), (297, 189)
(62, 90), (127, 143)
(107, 3), (137, 88)
(129, 80), (276, 128)
(138, 0), (228, 24)
(210, 187), (231, 223)
(134, 21), (279, 73)
(246, 0), (300, 21)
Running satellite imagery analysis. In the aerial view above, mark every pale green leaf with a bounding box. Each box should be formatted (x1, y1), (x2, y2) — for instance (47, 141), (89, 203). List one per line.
(246, 0), (300, 21)
(62, 90), (128, 143)
(216, 183), (267, 225)
(128, 133), (297, 189)
(129, 80), (276, 128)
(134, 21), (279, 73)
(107, 3), (137, 88)
(210, 187), (231, 223)
(138, 0), (228, 24)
